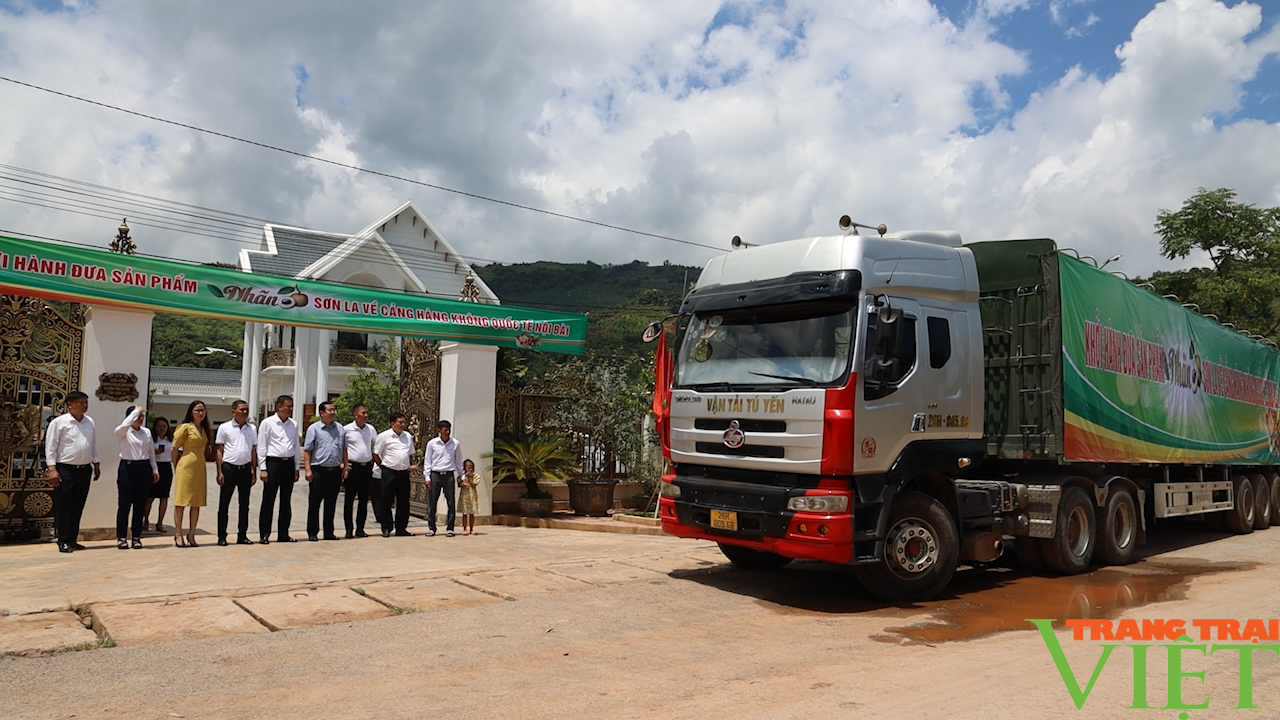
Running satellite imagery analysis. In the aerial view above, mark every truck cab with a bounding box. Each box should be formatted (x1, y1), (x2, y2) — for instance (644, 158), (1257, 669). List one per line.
(657, 226), (986, 599)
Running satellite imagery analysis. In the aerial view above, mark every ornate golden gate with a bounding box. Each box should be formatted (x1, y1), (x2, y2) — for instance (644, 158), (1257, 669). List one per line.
(0, 295), (85, 542)
(399, 337), (440, 516)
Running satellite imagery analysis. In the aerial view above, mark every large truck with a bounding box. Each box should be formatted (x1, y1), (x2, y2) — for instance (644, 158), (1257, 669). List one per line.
(647, 219), (1280, 602)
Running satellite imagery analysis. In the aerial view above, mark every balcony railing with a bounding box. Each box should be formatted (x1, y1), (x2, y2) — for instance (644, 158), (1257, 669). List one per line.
(261, 348), (373, 368)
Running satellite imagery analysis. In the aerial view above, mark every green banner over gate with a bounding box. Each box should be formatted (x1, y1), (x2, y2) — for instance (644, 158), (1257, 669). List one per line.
(0, 234), (587, 354)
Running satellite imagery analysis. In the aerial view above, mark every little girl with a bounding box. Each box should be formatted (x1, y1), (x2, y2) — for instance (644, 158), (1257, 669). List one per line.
(457, 458), (479, 535)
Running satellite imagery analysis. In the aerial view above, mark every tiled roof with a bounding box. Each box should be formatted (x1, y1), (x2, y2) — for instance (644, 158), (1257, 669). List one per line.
(149, 367), (243, 397)
(246, 227), (349, 278)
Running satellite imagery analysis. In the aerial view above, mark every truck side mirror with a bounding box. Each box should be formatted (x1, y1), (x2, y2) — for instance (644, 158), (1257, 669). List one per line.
(641, 321), (664, 343)
(875, 306), (904, 357)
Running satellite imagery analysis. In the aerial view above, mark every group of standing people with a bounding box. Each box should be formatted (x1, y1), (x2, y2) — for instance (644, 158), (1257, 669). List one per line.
(44, 391), (480, 552)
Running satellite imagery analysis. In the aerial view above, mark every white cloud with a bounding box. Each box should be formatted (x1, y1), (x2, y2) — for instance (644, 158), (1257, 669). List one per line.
(0, 0), (1276, 283)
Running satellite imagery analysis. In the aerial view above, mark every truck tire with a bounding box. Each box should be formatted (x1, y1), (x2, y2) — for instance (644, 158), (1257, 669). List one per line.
(854, 492), (958, 602)
(1251, 474), (1271, 530)
(717, 542), (792, 570)
(1269, 472), (1280, 527)
(1014, 537), (1045, 572)
(1040, 486), (1096, 575)
(1095, 486), (1138, 566)
(1226, 475), (1256, 535)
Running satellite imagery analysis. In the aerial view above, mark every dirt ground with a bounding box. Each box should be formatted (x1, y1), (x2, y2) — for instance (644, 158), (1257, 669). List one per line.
(5, 521), (1280, 720)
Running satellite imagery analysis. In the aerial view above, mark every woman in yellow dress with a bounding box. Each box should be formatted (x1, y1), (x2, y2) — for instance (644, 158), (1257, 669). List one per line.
(170, 400), (212, 547)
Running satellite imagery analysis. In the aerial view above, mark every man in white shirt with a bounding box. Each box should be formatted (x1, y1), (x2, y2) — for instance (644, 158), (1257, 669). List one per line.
(424, 419), (463, 537)
(256, 394), (301, 544)
(342, 403), (379, 538)
(373, 412), (418, 537)
(44, 391), (99, 553)
(215, 400), (258, 546)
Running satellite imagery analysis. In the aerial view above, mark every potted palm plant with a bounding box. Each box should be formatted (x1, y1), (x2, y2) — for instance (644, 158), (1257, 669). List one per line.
(485, 434), (579, 517)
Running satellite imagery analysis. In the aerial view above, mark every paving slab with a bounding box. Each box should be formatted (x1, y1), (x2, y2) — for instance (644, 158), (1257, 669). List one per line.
(615, 547), (732, 576)
(537, 560), (669, 586)
(235, 586), (393, 631)
(357, 578), (506, 612)
(90, 597), (270, 645)
(453, 567), (592, 600)
(0, 610), (98, 655)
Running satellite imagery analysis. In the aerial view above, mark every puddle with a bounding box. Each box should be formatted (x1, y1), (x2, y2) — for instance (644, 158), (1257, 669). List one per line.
(874, 559), (1255, 645)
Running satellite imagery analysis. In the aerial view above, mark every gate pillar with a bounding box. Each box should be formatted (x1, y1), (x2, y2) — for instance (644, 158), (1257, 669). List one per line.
(438, 342), (496, 517)
(78, 305), (154, 537)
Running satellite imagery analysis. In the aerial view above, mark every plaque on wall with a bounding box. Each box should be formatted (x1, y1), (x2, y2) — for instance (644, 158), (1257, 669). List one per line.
(95, 372), (139, 402)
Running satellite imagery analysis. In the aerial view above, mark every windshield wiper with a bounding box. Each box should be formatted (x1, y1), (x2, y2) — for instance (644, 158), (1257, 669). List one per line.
(748, 372), (819, 386)
(686, 382), (735, 392)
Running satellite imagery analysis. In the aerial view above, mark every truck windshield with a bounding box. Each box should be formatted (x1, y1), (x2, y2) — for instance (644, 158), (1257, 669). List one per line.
(674, 300), (856, 389)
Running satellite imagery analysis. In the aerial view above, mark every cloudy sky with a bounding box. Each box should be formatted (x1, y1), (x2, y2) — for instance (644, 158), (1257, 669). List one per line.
(0, 0), (1278, 279)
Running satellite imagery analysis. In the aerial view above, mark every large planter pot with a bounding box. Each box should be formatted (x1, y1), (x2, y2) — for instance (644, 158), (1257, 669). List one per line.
(567, 476), (617, 517)
(518, 497), (555, 517)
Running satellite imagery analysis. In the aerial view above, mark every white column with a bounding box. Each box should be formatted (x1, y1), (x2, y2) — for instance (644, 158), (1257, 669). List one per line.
(78, 305), (155, 537)
(315, 329), (331, 407)
(292, 326), (311, 411)
(239, 321), (253, 403)
(248, 323), (264, 421)
(437, 342), (497, 517)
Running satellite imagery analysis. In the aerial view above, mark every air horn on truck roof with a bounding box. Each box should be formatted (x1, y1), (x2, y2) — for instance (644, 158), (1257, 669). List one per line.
(838, 215), (887, 236)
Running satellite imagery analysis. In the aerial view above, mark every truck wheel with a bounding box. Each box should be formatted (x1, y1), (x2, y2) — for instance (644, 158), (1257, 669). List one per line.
(1251, 474), (1271, 530)
(854, 492), (958, 602)
(1269, 472), (1280, 527)
(1040, 487), (1096, 575)
(717, 542), (792, 570)
(1014, 537), (1045, 572)
(1094, 486), (1137, 566)
(1226, 475), (1256, 535)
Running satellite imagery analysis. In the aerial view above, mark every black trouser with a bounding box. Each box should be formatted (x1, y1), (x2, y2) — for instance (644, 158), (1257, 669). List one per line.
(380, 467), (410, 533)
(428, 470), (456, 533)
(306, 465), (342, 538)
(54, 463), (92, 546)
(259, 457), (296, 541)
(344, 461), (374, 533)
(116, 459), (151, 540)
(217, 462), (254, 541)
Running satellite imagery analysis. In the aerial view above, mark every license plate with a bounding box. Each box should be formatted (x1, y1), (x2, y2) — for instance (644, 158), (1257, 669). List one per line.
(710, 509), (738, 531)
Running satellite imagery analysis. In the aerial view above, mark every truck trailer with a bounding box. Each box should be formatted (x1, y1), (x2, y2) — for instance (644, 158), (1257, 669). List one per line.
(648, 221), (1280, 602)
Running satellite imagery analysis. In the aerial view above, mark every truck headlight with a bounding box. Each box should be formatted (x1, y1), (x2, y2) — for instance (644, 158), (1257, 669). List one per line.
(659, 482), (681, 499)
(787, 495), (848, 513)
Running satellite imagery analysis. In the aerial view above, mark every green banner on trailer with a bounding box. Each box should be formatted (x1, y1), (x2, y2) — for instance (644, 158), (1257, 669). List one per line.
(1059, 253), (1280, 464)
(0, 234), (587, 354)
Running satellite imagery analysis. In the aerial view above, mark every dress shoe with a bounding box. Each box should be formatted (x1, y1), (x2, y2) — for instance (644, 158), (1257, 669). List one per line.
(324, 534), (340, 541)
(344, 531), (354, 539)
(396, 530), (414, 537)
(237, 538), (255, 546)
(308, 535), (319, 542)
(58, 543), (73, 553)
(278, 536), (298, 543)
(71, 542), (87, 550)
(355, 530), (368, 538)
(381, 530), (390, 538)
(259, 538), (270, 545)
(217, 538), (229, 546)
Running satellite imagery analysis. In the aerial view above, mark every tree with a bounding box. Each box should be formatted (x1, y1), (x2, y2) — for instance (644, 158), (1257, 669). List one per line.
(1147, 188), (1280, 341)
(331, 343), (401, 426)
(150, 313), (246, 369)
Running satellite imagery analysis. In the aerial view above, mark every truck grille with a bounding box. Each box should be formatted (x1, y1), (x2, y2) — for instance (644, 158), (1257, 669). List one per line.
(693, 418), (787, 433)
(695, 442), (785, 459)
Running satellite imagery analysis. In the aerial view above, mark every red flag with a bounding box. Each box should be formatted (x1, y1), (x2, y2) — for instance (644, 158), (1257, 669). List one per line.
(653, 327), (673, 457)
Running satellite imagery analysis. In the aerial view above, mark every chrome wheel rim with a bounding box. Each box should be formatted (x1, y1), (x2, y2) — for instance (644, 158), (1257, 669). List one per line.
(886, 519), (938, 576)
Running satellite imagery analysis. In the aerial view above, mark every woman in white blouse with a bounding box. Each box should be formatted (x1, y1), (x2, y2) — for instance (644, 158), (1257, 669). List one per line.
(115, 406), (159, 549)
(145, 418), (172, 534)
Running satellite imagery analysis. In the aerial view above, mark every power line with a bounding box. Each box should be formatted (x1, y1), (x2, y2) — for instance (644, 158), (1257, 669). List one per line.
(0, 74), (724, 251)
